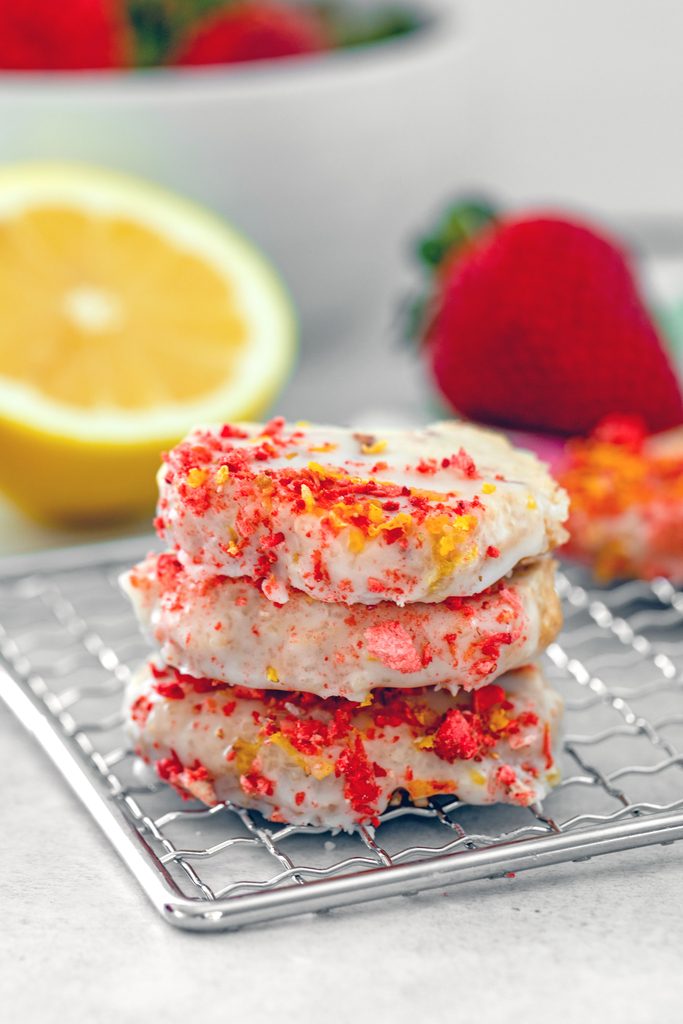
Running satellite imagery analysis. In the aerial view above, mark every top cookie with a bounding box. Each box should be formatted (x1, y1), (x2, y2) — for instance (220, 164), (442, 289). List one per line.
(156, 418), (568, 604)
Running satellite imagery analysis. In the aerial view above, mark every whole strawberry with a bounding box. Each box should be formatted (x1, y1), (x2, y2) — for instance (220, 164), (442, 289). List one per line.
(173, 2), (329, 66)
(0, 0), (129, 70)
(420, 203), (683, 435)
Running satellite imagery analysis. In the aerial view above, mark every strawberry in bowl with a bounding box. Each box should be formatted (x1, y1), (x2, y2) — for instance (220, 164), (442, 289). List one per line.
(0, 0), (131, 70)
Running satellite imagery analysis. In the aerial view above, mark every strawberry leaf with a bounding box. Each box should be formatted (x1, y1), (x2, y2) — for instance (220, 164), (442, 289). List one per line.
(417, 197), (499, 270)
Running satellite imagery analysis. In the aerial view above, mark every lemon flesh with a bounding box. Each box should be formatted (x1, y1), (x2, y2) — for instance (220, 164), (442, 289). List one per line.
(0, 163), (296, 524)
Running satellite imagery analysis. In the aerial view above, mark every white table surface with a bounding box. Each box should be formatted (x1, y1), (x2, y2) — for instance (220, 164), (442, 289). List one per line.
(2, 329), (682, 1023)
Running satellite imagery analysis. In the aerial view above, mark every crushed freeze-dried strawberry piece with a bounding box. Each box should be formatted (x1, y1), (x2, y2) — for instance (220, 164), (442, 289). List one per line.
(189, 676), (228, 693)
(371, 691), (420, 729)
(364, 620), (422, 674)
(497, 764), (517, 788)
(479, 631), (514, 658)
(240, 770), (276, 797)
(153, 679), (185, 700)
(433, 709), (481, 762)
(155, 751), (183, 780)
(220, 424), (250, 439)
(130, 695), (153, 726)
(472, 684), (506, 714)
(450, 447), (479, 478)
(155, 552), (182, 590)
(280, 716), (328, 756)
(184, 760), (210, 783)
(233, 685), (267, 701)
(335, 735), (382, 818)
(262, 416), (286, 437)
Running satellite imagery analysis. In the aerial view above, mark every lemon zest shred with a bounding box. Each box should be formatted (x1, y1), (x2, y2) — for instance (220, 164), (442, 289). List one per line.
(347, 526), (366, 553)
(268, 733), (334, 779)
(405, 778), (443, 800)
(309, 442), (338, 453)
(307, 461), (343, 481)
(361, 439), (388, 455)
(267, 732), (309, 771)
(186, 467), (208, 488)
(425, 512), (479, 588)
(367, 511), (413, 539)
(367, 502), (384, 524)
(300, 483), (315, 512)
(231, 738), (261, 775)
(326, 509), (348, 532)
(488, 708), (510, 732)
(410, 487), (450, 501)
(414, 734), (436, 751)
(309, 759), (334, 780)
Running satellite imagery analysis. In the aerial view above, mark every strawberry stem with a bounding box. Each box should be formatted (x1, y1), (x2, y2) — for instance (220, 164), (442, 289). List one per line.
(406, 197), (499, 344)
(417, 198), (499, 270)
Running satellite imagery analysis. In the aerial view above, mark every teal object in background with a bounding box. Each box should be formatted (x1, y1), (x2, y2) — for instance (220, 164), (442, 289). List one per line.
(639, 242), (683, 379)
(653, 299), (683, 376)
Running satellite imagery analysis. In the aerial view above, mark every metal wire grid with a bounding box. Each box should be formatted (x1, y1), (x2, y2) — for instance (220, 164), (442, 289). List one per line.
(1, 536), (683, 931)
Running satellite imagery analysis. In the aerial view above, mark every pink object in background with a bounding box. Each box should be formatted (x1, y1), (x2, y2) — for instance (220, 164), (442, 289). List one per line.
(505, 430), (565, 475)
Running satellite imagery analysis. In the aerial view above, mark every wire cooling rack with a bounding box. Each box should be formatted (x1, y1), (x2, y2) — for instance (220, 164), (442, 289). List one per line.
(1, 536), (683, 931)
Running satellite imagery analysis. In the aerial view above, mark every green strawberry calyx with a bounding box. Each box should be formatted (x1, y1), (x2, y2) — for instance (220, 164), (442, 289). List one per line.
(407, 197), (498, 343)
(417, 197), (499, 271)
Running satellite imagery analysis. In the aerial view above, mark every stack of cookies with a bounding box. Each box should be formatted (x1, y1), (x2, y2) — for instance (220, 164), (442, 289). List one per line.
(123, 419), (569, 828)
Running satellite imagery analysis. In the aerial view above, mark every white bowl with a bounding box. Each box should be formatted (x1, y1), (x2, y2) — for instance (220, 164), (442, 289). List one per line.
(0, 0), (461, 346)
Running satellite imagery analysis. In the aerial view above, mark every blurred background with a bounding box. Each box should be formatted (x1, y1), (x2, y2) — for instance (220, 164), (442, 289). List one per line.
(1, 0), (683, 554)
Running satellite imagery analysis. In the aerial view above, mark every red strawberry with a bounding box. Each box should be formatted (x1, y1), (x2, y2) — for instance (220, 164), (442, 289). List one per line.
(420, 203), (683, 435)
(173, 2), (329, 67)
(0, 0), (129, 70)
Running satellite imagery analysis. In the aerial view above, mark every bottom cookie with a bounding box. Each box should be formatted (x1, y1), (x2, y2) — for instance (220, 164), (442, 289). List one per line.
(127, 663), (563, 829)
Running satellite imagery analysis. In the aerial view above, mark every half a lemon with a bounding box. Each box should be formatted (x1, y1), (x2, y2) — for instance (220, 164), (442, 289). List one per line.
(0, 162), (296, 525)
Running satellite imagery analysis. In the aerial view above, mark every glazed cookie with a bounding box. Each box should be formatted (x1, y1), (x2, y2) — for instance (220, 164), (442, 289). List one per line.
(123, 554), (561, 699)
(128, 661), (563, 829)
(156, 419), (569, 605)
